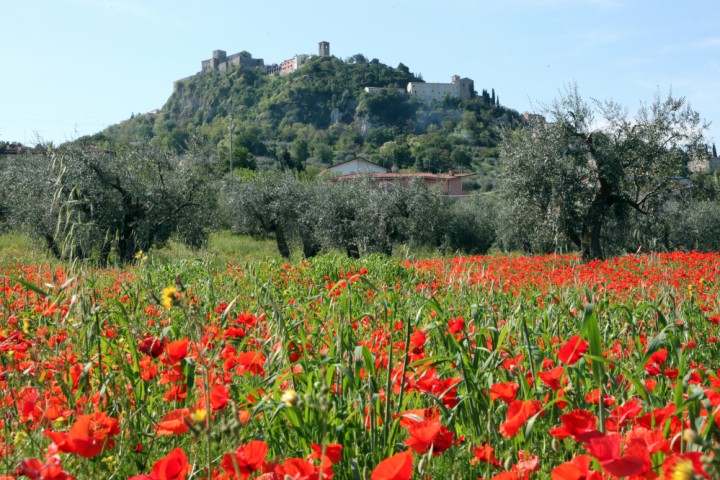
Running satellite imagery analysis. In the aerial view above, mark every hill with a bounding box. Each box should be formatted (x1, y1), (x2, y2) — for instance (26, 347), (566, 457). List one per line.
(83, 54), (526, 190)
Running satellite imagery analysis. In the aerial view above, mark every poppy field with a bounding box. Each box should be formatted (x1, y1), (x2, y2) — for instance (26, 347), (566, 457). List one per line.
(2, 251), (720, 479)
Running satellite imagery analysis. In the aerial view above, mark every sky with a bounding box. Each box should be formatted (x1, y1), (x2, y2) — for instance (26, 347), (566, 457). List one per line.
(3, 0), (720, 147)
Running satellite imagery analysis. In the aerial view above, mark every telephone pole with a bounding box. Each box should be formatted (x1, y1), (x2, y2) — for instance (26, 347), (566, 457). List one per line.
(228, 116), (234, 177)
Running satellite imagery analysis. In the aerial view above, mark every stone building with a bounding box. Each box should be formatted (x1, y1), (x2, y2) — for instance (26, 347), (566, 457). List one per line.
(201, 50), (266, 73)
(279, 54), (312, 76)
(363, 87), (406, 95)
(319, 41), (330, 57)
(406, 75), (475, 101)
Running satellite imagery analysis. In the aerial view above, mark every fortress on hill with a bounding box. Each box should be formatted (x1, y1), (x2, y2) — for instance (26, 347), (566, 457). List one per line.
(175, 41), (475, 101)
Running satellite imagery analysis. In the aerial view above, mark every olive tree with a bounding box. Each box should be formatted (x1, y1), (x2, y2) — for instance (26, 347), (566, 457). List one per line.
(498, 85), (707, 260)
(224, 171), (300, 258)
(1, 143), (217, 263)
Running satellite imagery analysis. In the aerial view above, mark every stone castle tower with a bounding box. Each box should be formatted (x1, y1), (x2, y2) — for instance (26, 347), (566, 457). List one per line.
(318, 41), (330, 57)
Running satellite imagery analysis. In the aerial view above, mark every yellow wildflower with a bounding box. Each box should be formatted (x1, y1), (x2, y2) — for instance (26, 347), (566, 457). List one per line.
(189, 408), (207, 425)
(161, 286), (179, 311)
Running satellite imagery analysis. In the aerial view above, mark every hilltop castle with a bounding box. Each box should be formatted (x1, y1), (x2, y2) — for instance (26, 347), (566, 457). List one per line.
(176, 41), (475, 102)
(200, 41), (331, 76)
(174, 41), (330, 91)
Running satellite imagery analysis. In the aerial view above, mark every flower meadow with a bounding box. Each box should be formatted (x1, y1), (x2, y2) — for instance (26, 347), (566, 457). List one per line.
(2, 252), (720, 479)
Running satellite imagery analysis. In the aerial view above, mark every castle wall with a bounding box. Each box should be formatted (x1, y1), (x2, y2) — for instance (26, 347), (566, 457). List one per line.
(407, 82), (455, 101)
(406, 76), (475, 101)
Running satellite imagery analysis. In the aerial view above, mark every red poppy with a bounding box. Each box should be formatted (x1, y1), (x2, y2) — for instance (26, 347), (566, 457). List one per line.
(584, 388), (615, 406)
(499, 400), (543, 438)
(17, 455), (74, 480)
(644, 348), (667, 375)
(538, 366), (566, 391)
(583, 433), (650, 478)
(371, 451), (413, 480)
(209, 384), (230, 411)
(661, 452), (710, 480)
(155, 409), (190, 436)
(471, 442), (501, 467)
(548, 410), (601, 443)
(165, 338), (189, 364)
(551, 455), (602, 480)
(274, 458), (321, 480)
(221, 440), (268, 480)
(448, 317), (464, 334)
(605, 398), (642, 431)
(44, 412), (120, 458)
(138, 336), (166, 358)
(234, 351), (266, 377)
(558, 335), (588, 366)
(151, 447), (190, 480)
(625, 427), (669, 455)
(309, 443), (343, 463)
(403, 418), (456, 455)
(489, 381), (520, 404)
(394, 407), (439, 428)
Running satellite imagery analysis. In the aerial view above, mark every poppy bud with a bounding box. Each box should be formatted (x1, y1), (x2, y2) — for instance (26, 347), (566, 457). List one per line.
(551, 437), (561, 452)
(682, 428), (698, 444)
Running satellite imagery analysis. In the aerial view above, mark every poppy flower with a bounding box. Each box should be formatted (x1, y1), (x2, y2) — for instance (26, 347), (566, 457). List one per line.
(371, 451), (413, 480)
(548, 410), (601, 443)
(17, 455), (74, 480)
(538, 366), (566, 391)
(234, 351), (266, 377)
(644, 348), (667, 376)
(165, 338), (189, 364)
(209, 384), (230, 411)
(583, 433), (650, 478)
(661, 452), (710, 480)
(551, 455), (602, 480)
(138, 336), (166, 358)
(394, 407), (439, 429)
(309, 443), (343, 463)
(44, 412), (120, 458)
(471, 442), (500, 467)
(605, 398), (642, 431)
(274, 458), (323, 480)
(489, 381), (520, 404)
(558, 335), (588, 366)
(221, 440), (268, 480)
(448, 317), (464, 334)
(151, 447), (190, 480)
(584, 389), (615, 406)
(155, 409), (190, 436)
(403, 418), (456, 455)
(499, 400), (543, 438)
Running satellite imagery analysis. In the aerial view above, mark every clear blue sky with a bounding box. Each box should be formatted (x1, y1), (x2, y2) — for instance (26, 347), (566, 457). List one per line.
(3, 0), (719, 147)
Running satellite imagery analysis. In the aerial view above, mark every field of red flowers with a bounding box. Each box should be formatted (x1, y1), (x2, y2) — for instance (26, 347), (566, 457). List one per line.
(1, 251), (720, 479)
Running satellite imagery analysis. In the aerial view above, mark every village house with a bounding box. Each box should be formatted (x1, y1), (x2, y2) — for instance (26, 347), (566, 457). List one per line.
(323, 158), (472, 196)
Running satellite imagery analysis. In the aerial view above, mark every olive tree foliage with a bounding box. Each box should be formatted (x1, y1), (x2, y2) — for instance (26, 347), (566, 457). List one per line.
(224, 172), (473, 258)
(498, 85), (707, 260)
(444, 194), (497, 255)
(223, 172), (303, 259)
(1, 143), (218, 263)
(668, 201), (720, 251)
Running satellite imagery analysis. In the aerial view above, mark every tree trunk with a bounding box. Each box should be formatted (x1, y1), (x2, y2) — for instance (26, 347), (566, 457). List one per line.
(302, 238), (321, 258)
(346, 244), (360, 259)
(580, 221), (604, 262)
(274, 226), (291, 258)
(44, 233), (61, 259)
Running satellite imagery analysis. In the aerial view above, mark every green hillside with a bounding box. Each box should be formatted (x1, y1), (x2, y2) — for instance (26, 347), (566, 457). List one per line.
(84, 55), (525, 189)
